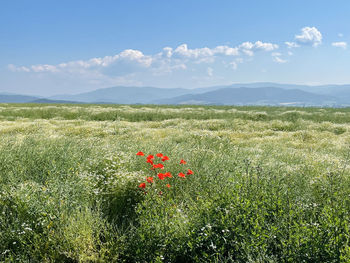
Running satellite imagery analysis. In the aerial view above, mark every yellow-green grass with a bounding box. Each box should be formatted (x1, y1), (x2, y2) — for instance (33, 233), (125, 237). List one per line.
(1, 104), (350, 262)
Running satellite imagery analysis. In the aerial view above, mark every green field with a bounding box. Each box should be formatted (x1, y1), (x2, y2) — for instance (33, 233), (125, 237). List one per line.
(1, 104), (350, 262)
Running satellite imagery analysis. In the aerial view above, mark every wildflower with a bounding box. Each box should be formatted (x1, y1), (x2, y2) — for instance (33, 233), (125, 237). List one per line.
(146, 177), (154, 183)
(164, 172), (172, 178)
(161, 156), (169, 162)
(178, 172), (186, 178)
(187, 169), (194, 175)
(136, 152), (193, 189)
(146, 159), (154, 165)
(153, 163), (164, 169)
(158, 173), (166, 180)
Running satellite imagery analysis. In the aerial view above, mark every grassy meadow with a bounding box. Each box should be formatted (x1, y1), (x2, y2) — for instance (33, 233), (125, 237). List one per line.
(1, 103), (350, 262)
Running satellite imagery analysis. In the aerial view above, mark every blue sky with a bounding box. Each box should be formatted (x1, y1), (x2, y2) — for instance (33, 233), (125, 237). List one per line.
(1, 0), (350, 96)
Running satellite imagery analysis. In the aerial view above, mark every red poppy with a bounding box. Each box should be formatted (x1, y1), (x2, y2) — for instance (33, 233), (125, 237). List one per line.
(161, 156), (169, 162)
(164, 172), (172, 178)
(158, 173), (166, 180)
(147, 155), (154, 160)
(136, 151), (145, 156)
(153, 163), (164, 169)
(146, 159), (154, 165)
(187, 169), (194, 175)
(166, 184), (171, 188)
(156, 153), (163, 158)
(178, 172), (186, 178)
(138, 183), (146, 189)
(180, 159), (187, 165)
(146, 177), (154, 183)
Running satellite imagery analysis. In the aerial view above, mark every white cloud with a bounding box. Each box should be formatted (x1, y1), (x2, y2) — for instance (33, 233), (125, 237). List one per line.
(31, 64), (59, 73)
(173, 44), (213, 59)
(254, 41), (279, 51)
(239, 41), (278, 56)
(239, 42), (254, 50)
(241, 49), (254, 56)
(285, 41), (300, 48)
(238, 41), (278, 51)
(10, 49), (154, 75)
(8, 64), (30, 72)
(332, 41), (347, 49)
(295, 26), (322, 47)
(9, 40), (279, 76)
(272, 52), (287, 63)
(161, 47), (173, 58)
(213, 45), (239, 56)
(273, 57), (287, 63)
(226, 57), (243, 71)
(118, 49), (153, 67)
(171, 42), (277, 60)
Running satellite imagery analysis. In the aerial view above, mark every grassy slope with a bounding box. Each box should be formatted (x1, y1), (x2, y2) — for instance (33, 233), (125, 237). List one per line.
(0, 104), (350, 262)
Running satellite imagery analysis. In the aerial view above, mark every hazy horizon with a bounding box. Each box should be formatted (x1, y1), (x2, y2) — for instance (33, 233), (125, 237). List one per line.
(4, 81), (350, 98)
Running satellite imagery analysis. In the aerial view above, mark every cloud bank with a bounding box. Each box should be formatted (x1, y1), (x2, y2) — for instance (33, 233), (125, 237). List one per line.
(9, 41), (279, 75)
(7, 26), (335, 95)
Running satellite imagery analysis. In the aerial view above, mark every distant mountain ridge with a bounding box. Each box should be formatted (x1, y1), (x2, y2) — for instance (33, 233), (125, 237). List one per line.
(1, 83), (350, 106)
(0, 94), (41, 103)
(152, 87), (337, 106)
(49, 86), (192, 104)
(190, 82), (350, 95)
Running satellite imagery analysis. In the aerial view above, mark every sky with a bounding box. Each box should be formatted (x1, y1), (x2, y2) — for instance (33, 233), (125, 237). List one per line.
(1, 0), (350, 96)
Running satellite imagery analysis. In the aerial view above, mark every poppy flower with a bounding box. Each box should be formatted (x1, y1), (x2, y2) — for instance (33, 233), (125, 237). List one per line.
(146, 159), (154, 165)
(147, 155), (154, 160)
(161, 156), (169, 162)
(158, 173), (166, 180)
(178, 172), (186, 178)
(166, 184), (171, 188)
(156, 153), (163, 158)
(138, 183), (146, 189)
(164, 172), (172, 178)
(187, 169), (194, 175)
(153, 163), (164, 169)
(136, 151), (145, 156)
(146, 177), (154, 183)
(180, 159), (187, 165)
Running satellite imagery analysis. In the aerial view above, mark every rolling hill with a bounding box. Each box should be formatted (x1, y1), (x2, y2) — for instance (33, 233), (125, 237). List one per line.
(0, 94), (40, 103)
(49, 86), (193, 104)
(1, 83), (350, 106)
(153, 87), (338, 106)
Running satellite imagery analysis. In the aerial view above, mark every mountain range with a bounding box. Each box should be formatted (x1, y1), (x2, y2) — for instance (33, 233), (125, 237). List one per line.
(1, 83), (350, 106)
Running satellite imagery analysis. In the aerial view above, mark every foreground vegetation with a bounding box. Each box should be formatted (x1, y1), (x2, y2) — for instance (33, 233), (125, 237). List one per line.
(1, 103), (350, 262)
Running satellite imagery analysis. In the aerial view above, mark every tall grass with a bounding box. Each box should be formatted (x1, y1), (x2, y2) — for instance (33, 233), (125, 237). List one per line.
(0, 104), (350, 262)
(0, 103), (350, 123)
